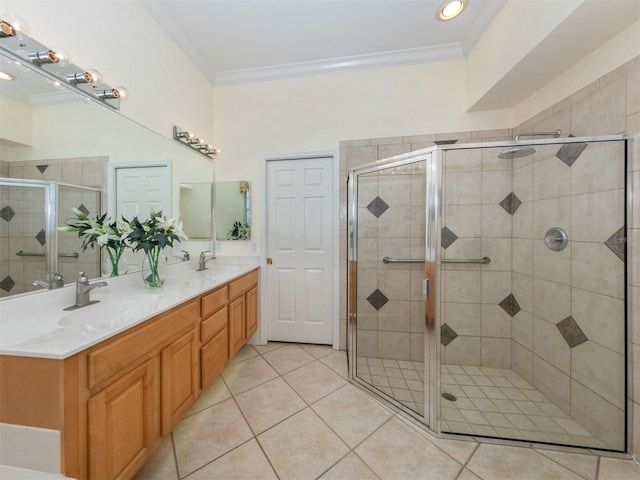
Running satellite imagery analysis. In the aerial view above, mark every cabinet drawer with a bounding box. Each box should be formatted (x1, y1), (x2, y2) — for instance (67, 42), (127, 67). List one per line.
(88, 300), (198, 390)
(229, 269), (258, 300)
(201, 327), (228, 388)
(201, 285), (228, 318)
(201, 306), (227, 344)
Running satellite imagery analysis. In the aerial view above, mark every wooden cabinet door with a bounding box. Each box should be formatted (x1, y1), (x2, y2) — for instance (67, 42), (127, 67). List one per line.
(201, 326), (228, 388)
(229, 296), (245, 357)
(88, 357), (160, 480)
(245, 286), (258, 340)
(161, 329), (199, 436)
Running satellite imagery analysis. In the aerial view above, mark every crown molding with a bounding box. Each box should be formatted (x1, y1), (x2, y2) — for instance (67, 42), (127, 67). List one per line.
(215, 43), (464, 85)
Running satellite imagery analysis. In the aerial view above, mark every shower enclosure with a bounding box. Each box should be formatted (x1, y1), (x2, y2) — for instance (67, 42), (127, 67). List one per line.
(0, 178), (101, 298)
(348, 135), (628, 452)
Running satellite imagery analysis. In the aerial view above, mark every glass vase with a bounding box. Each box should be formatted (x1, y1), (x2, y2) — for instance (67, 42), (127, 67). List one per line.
(142, 246), (167, 288)
(104, 245), (127, 277)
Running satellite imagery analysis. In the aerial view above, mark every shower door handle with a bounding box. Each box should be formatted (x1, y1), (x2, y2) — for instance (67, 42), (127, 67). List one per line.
(382, 256), (424, 264)
(423, 278), (429, 300)
(441, 256), (491, 265)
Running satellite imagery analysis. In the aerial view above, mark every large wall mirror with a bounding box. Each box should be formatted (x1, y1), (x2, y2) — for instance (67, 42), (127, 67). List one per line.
(215, 181), (250, 240)
(0, 51), (214, 299)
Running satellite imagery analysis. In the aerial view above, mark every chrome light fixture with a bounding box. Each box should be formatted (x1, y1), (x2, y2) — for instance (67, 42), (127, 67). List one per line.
(173, 126), (219, 160)
(0, 14), (128, 110)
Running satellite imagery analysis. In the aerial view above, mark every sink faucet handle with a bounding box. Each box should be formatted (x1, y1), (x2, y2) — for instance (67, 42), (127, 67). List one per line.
(200, 250), (210, 258)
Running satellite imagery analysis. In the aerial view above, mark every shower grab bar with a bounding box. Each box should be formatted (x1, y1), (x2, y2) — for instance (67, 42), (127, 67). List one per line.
(382, 256), (424, 264)
(442, 256), (491, 265)
(16, 250), (79, 259)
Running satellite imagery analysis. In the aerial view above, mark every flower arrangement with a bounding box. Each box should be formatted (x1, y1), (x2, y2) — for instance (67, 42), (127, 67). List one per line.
(59, 207), (129, 276)
(125, 209), (187, 287)
(227, 221), (250, 240)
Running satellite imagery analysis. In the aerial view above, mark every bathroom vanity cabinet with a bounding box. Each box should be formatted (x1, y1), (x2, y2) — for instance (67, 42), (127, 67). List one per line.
(0, 267), (259, 480)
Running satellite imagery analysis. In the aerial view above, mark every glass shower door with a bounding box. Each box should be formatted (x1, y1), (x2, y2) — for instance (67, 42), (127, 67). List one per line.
(438, 139), (627, 451)
(349, 156), (429, 419)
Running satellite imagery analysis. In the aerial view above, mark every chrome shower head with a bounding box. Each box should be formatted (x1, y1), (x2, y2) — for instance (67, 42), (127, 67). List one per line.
(498, 146), (536, 159)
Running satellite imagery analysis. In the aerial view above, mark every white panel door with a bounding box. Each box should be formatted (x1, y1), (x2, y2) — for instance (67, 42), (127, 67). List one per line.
(267, 157), (334, 344)
(115, 165), (171, 271)
(115, 166), (170, 221)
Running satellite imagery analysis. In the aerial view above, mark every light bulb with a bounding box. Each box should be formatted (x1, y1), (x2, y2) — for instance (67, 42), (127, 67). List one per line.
(436, 0), (466, 21)
(0, 14), (31, 38)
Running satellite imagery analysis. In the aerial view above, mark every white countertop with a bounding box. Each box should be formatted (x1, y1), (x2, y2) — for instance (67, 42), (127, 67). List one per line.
(0, 257), (259, 360)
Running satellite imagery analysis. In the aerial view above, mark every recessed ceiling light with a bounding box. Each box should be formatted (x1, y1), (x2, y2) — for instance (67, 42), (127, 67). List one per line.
(436, 0), (467, 21)
(0, 70), (15, 81)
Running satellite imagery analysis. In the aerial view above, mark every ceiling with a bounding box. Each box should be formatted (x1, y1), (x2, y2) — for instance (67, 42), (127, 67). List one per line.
(141, 0), (507, 84)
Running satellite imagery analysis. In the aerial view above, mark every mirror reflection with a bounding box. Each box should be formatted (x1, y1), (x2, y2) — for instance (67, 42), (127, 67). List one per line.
(180, 183), (213, 240)
(0, 51), (214, 299)
(215, 181), (250, 240)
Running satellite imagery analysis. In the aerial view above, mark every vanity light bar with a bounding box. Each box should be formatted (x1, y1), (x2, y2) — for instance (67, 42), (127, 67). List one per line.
(0, 15), (128, 110)
(173, 126), (220, 160)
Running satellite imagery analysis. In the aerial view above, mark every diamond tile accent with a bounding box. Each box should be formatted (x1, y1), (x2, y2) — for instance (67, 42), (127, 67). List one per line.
(366, 196), (389, 218)
(556, 142), (588, 167)
(77, 203), (90, 215)
(499, 192), (522, 216)
(35, 229), (46, 246)
(0, 205), (15, 222)
(556, 316), (588, 348)
(499, 294), (521, 317)
(36, 164), (49, 174)
(604, 226), (625, 262)
(366, 289), (389, 311)
(0, 275), (15, 292)
(434, 139), (458, 145)
(441, 226), (458, 249)
(441, 323), (458, 346)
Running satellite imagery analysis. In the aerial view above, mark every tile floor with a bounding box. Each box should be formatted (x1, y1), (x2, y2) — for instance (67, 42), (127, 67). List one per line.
(134, 342), (640, 480)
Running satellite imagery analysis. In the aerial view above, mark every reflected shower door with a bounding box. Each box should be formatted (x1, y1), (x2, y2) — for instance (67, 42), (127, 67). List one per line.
(438, 140), (627, 451)
(350, 157), (428, 418)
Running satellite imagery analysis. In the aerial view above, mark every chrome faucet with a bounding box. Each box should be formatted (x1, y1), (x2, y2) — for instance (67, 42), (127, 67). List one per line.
(64, 272), (108, 310)
(182, 250), (190, 262)
(197, 250), (212, 271)
(33, 272), (64, 290)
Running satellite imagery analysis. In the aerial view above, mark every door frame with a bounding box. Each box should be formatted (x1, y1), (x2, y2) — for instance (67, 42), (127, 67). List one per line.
(107, 161), (173, 218)
(260, 150), (339, 350)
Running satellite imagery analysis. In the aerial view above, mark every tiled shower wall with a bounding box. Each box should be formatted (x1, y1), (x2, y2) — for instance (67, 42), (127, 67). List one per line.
(340, 55), (639, 455)
(0, 157), (107, 297)
(355, 162), (426, 362)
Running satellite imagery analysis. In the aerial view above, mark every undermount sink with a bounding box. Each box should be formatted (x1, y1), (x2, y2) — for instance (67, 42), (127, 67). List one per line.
(58, 294), (164, 330)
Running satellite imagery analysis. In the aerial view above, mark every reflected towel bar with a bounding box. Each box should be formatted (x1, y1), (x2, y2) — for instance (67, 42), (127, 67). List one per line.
(441, 256), (491, 265)
(16, 250), (79, 259)
(382, 256), (424, 264)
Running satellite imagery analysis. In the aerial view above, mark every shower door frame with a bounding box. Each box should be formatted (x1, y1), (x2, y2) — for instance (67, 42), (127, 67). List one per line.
(348, 133), (630, 452)
(347, 151), (439, 428)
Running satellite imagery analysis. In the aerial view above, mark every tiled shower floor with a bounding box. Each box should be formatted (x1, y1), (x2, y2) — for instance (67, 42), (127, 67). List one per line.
(357, 358), (606, 450)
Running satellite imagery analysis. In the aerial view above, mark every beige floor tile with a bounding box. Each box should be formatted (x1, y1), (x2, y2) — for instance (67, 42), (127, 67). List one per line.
(535, 449), (597, 480)
(173, 398), (254, 477)
(185, 439), (278, 480)
(253, 342), (287, 354)
(424, 435), (478, 465)
(186, 376), (231, 417)
(222, 355), (279, 395)
(320, 350), (349, 378)
(356, 417), (462, 479)
(598, 457), (640, 480)
(235, 377), (306, 434)
(300, 343), (335, 359)
(262, 344), (316, 374)
(319, 452), (378, 480)
(466, 444), (583, 480)
(312, 383), (394, 448)
(227, 344), (259, 365)
(133, 435), (178, 480)
(257, 408), (349, 480)
(458, 468), (482, 480)
(284, 360), (347, 403)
